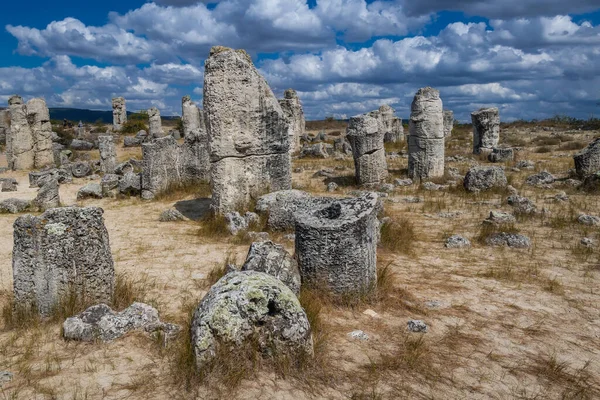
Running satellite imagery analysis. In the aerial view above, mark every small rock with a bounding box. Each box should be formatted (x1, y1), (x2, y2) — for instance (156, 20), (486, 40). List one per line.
(581, 237), (595, 247)
(348, 330), (369, 341)
(484, 211), (516, 225)
(401, 196), (423, 203)
(445, 235), (471, 248)
(241, 240), (300, 294)
(0, 178), (17, 192)
(71, 161), (92, 178)
(327, 182), (339, 192)
(119, 172), (142, 196)
(407, 320), (428, 333)
(422, 182), (447, 191)
(394, 178), (413, 187)
(379, 183), (395, 193)
(0, 371), (12, 387)
(244, 211), (260, 227)
(159, 209), (186, 222)
(246, 231), (270, 241)
(424, 300), (442, 310)
(578, 214), (600, 226)
(485, 233), (531, 248)
(506, 185), (518, 195)
(525, 171), (555, 186)
(225, 211), (248, 235)
(70, 139), (94, 151)
(363, 309), (380, 319)
(553, 191), (569, 202)
(76, 183), (103, 200)
(515, 160), (535, 170)
(0, 198), (31, 214)
(507, 195), (537, 215)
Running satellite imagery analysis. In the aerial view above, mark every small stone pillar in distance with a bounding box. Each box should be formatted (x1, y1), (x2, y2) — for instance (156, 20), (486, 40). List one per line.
(278, 89), (305, 154)
(376, 105), (404, 143)
(295, 193), (379, 296)
(98, 136), (117, 174)
(347, 114), (388, 186)
(443, 110), (454, 137)
(472, 107), (499, 155)
(12, 206), (115, 316)
(182, 95), (202, 137)
(112, 97), (127, 132)
(408, 87), (445, 180)
(148, 107), (162, 138)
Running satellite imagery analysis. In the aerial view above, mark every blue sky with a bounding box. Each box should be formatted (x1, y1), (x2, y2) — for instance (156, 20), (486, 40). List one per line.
(1, 0), (600, 121)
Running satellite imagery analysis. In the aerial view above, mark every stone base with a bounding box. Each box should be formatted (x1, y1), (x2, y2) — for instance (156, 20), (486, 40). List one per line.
(408, 136), (444, 180)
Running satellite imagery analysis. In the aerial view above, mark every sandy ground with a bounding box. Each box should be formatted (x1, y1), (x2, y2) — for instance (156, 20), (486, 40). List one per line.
(0, 127), (600, 399)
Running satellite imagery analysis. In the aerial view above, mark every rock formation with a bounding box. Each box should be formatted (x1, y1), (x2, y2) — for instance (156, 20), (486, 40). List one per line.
(279, 89), (305, 154)
(33, 179), (60, 211)
(241, 240), (301, 295)
(203, 46), (291, 214)
(347, 114), (388, 186)
(0, 109), (10, 145)
(443, 110), (454, 137)
(371, 105), (404, 143)
(191, 271), (313, 370)
(472, 107), (500, 155)
(463, 166), (507, 192)
(574, 138), (600, 178)
(112, 97), (127, 131)
(6, 96), (55, 171)
(148, 107), (162, 138)
(12, 207), (114, 316)
(295, 193), (379, 295)
(182, 95), (203, 137)
(408, 87), (445, 180)
(98, 136), (117, 174)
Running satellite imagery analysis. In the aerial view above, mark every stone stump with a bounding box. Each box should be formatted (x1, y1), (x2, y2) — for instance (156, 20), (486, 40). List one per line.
(408, 87), (444, 180)
(182, 95), (203, 137)
(279, 89), (305, 154)
(34, 179), (60, 211)
(472, 107), (500, 155)
(98, 136), (117, 174)
(443, 110), (454, 137)
(148, 107), (162, 138)
(141, 136), (180, 199)
(112, 97), (127, 132)
(294, 193), (379, 295)
(347, 114), (388, 186)
(574, 138), (600, 178)
(203, 46), (291, 214)
(12, 206), (114, 316)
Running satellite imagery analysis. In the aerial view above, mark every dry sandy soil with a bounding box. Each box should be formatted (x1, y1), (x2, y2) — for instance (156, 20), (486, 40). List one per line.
(1, 124), (599, 399)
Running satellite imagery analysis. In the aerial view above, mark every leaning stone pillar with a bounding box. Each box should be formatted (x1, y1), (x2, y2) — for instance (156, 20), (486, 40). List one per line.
(347, 114), (388, 186)
(472, 107), (499, 155)
(112, 97), (127, 132)
(98, 136), (117, 174)
(408, 87), (445, 180)
(182, 95), (201, 137)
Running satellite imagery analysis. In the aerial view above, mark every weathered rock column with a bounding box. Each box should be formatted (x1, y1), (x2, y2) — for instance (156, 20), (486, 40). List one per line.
(0, 109), (9, 145)
(574, 138), (600, 178)
(148, 107), (162, 138)
(7, 96), (34, 170)
(12, 206), (114, 316)
(347, 114), (388, 186)
(141, 136), (181, 199)
(112, 97), (127, 132)
(98, 136), (117, 174)
(294, 193), (379, 295)
(472, 107), (499, 155)
(408, 87), (445, 180)
(375, 105), (404, 143)
(180, 123), (210, 185)
(279, 89), (305, 154)
(28, 98), (55, 169)
(203, 46), (291, 214)
(443, 110), (454, 137)
(182, 95), (202, 137)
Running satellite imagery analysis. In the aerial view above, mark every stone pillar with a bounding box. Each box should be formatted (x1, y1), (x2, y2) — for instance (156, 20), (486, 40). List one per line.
(27, 98), (54, 169)
(443, 110), (454, 137)
(294, 193), (379, 295)
(472, 107), (499, 155)
(347, 114), (388, 186)
(203, 46), (291, 214)
(141, 136), (181, 199)
(180, 123), (210, 186)
(33, 178), (60, 211)
(182, 95), (201, 137)
(7, 95), (35, 170)
(0, 109), (9, 145)
(279, 89), (305, 154)
(408, 87), (445, 180)
(12, 207), (114, 317)
(375, 105), (404, 143)
(148, 107), (162, 138)
(574, 138), (600, 178)
(98, 136), (117, 174)
(112, 97), (127, 132)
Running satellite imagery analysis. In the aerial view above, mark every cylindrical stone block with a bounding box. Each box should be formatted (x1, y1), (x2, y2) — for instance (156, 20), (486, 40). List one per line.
(347, 114), (388, 186)
(471, 107), (499, 155)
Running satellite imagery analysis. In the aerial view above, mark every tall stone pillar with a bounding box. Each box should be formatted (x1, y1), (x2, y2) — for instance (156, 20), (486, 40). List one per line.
(347, 114), (388, 186)
(472, 107), (499, 155)
(278, 89), (305, 154)
(148, 107), (162, 138)
(112, 97), (127, 132)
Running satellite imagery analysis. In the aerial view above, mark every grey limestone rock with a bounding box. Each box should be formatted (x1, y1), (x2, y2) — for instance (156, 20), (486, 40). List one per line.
(574, 138), (600, 178)
(71, 161), (92, 178)
(141, 136), (180, 199)
(148, 107), (163, 138)
(0, 198), (30, 214)
(159, 209), (187, 222)
(70, 139), (94, 151)
(327, 182), (339, 192)
(472, 107), (500, 155)
(371, 105), (404, 143)
(123, 136), (142, 148)
(445, 235), (470, 248)
(225, 211), (248, 235)
(77, 183), (103, 200)
(1, 178), (17, 192)
(333, 137), (353, 155)
(13, 206), (114, 316)
(190, 270), (313, 369)
(488, 148), (514, 163)
(0, 371), (12, 387)
(525, 171), (555, 186)
(101, 174), (119, 198)
(119, 171), (142, 196)
(516, 160), (535, 170)
(463, 166), (507, 192)
(443, 110), (454, 137)
(0, 109), (9, 145)
(347, 114), (388, 186)
(407, 320), (428, 333)
(114, 161), (133, 176)
(300, 142), (332, 158)
(395, 178), (413, 187)
(63, 302), (179, 342)
(112, 97), (127, 131)
(255, 189), (312, 231)
(408, 87), (444, 180)
(204, 47), (291, 214)
(34, 179), (60, 211)
(578, 214), (600, 226)
(98, 136), (117, 174)
(295, 193), (379, 295)
(241, 241), (301, 295)
(581, 172), (600, 193)
(485, 233), (531, 248)
(279, 89), (305, 154)
(182, 95), (202, 136)
(507, 195), (537, 215)
(484, 211), (516, 225)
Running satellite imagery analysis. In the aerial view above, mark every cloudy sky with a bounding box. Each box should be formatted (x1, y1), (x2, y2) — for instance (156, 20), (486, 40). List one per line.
(1, 0), (599, 121)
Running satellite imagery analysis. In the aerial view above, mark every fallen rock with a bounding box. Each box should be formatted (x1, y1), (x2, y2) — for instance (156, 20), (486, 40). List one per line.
(70, 139), (94, 151)
(507, 195), (537, 215)
(119, 172), (141, 196)
(159, 209), (187, 222)
(255, 190), (312, 231)
(76, 183), (102, 200)
(347, 330), (369, 341)
(463, 166), (507, 192)
(395, 178), (413, 187)
(241, 241), (301, 295)
(488, 147), (514, 163)
(327, 182), (339, 192)
(101, 174), (120, 198)
(578, 214), (600, 226)
(0, 178), (17, 192)
(485, 233), (531, 248)
(34, 179), (60, 211)
(225, 211), (248, 235)
(574, 137), (600, 178)
(525, 171), (555, 186)
(71, 161), (92, 178)
(445, 235), (471, 248)
(484, 211), (516, 225)
(0, 371), (12, 387)
(407, 320), (428, 333)
(0, 198), (30, 214)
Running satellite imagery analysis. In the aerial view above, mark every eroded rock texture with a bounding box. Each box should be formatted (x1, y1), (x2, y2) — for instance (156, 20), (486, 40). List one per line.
(463, 166), (507, 192)
(279, 89), (305, 154)
(148, 107), (163, 138)
(443, 110), (454, 137)
(191, 271), (313, 370)
(13, 207), (114, 316)
(98, 136), (117, 174)
(371, 105), (404, 143)
(295, 193), (379, 295)
(204, 46), (291, 214)
(472, 107), (500, 155)
(182, 95), (203, 136)
(6, 96), (54, 170)
(112, 97), (127, 132)
(347, 114), (388, 186)
(0, 109), (9, 145)
(241, 240), (301, 295)
(574, 138), (600, 178)
(408, 87), (444, 180)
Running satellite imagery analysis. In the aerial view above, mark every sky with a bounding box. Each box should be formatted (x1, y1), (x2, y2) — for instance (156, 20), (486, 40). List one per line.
(1, 0), (600, 122)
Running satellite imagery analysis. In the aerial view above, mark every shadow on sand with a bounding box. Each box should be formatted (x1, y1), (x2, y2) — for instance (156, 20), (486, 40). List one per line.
(174, 198), (212, 221)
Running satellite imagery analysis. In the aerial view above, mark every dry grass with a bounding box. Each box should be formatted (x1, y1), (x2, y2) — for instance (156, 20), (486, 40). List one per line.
(197, 214), (230, 239)
(379, 217), (416, 255)
(153, 182), (211, 202)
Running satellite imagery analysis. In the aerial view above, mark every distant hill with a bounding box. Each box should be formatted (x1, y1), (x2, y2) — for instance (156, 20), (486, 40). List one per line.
(48, 108), (180, 124)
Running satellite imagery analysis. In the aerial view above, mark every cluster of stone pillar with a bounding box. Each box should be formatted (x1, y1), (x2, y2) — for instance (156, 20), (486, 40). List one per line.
(5, 96), (54, 171)
(203, 46), (291, 214)
(112, 97), (127, 132)
(472, 107), (500, 155)
(347, 114), (388, 186)
(408, 87), (445, 180)
(279, 89), (305, 154)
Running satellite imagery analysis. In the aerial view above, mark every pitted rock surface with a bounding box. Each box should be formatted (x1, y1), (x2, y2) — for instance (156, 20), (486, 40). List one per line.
(347, 114), (388, 185)
(472, 107), (500, 154)
(241, 241), (301, 295)
(463, 166), (507, 192)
